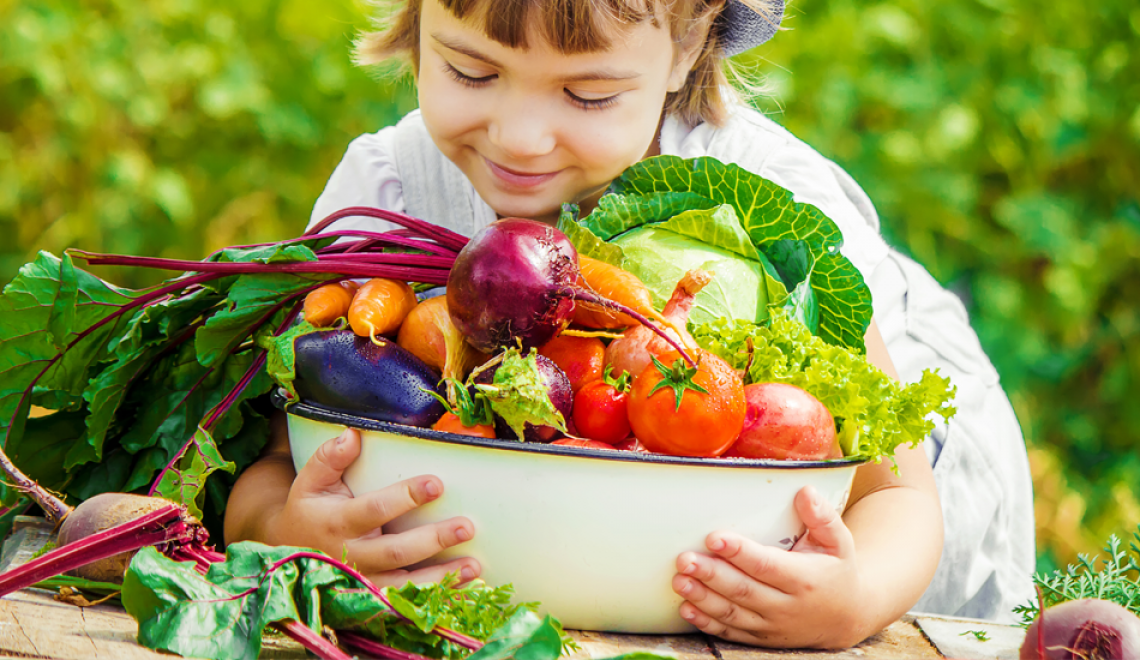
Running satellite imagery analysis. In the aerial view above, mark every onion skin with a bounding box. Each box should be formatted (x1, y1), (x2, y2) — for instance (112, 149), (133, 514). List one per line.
(1020, 598), (1140, 660)
(447, 218), (578, 353)
(397, 296), (487, 381)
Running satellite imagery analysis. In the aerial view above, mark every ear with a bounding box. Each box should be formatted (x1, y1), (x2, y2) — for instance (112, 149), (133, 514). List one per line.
(666, 3), (724, 93)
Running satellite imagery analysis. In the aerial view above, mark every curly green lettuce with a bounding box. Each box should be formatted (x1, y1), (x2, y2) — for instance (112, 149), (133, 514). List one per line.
(691, 311), (956, 463)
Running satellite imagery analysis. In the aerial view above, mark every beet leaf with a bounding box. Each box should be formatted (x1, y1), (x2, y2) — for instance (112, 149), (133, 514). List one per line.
(122, 542), (560, 660)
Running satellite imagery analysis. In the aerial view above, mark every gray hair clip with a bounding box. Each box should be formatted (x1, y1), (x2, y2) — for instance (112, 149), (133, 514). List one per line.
(720, 0), (786, 56)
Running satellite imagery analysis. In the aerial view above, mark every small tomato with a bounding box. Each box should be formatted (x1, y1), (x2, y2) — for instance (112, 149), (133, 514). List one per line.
(627, 350), (746, 457)
(551, 438), (618, 450)
(572, 369), (632, 444)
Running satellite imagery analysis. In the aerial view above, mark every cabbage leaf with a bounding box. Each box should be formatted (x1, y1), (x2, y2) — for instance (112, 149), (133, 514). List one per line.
(561, 156), (873, 351)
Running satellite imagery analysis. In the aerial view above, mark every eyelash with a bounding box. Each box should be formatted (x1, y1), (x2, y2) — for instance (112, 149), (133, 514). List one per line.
(442, 63), (620, 111)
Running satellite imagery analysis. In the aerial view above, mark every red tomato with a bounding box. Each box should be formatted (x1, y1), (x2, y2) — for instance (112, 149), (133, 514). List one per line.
(551, 438), (618, 450)
(432, 412), (496, 438)
(627, 350), (746, 457)
(572, 379), (632, 444)
(538, 335), (605, 393)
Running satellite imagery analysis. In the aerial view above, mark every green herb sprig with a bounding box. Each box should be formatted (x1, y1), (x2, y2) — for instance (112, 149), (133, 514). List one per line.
(1013, 525), (1140, 625)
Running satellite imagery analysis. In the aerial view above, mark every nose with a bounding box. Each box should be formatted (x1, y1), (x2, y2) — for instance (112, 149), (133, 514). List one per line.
(487, 98), (557, 160)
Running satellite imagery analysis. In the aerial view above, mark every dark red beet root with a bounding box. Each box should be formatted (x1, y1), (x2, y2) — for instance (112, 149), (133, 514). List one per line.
(1020, 598), (1140, 660)
(293, 328), (446, 428)
(473, 353), (573, 443)
(447, 218), (578, 353)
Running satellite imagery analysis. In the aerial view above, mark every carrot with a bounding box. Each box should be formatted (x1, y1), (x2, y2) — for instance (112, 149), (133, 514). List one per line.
(347, 278), (417, 340)
(302, 281), (360, 327)
(573, 255), (675, 332)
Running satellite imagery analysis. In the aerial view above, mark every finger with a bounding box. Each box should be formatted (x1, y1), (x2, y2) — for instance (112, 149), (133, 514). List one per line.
(672, 574), (770, 632)
(346, 516), (475, 574)
(291, 428), (361, 495)
(791, 485), (854, 557)
(367, 557), (482, 589)
(676, 552), (787, 610)
(701, 532), (807, 594)
(679, 602), (772, 646)
(341, 475), (445, 537)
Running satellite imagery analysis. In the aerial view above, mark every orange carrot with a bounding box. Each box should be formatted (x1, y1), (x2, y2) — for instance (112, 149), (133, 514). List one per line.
(573, 255), (673, 331)
(302, 281), (360, 327)
(347, 278), (417, 340)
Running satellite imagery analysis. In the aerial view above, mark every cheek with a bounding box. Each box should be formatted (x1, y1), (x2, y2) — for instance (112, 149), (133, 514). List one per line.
(564, 104), (661, 173)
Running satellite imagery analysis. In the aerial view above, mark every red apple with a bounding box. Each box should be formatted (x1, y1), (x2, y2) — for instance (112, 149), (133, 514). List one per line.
(723, 383), (841, 460)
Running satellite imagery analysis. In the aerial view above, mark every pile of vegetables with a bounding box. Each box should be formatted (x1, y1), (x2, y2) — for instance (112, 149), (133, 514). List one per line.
(0, 154), (960, 658)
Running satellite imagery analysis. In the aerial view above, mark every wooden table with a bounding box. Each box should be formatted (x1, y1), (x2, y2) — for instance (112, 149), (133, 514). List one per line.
(0, 517), (1025, 659)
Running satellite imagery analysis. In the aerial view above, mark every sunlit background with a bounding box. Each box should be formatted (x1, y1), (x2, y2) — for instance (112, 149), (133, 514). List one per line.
(1, 0), (1138, 572)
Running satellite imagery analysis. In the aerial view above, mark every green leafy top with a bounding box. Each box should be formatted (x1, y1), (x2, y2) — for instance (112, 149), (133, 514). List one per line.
(560, 155), (873, 352)
(473, 348), (567, 441)
(1013, 525), (1140, 626)
(691, 310), (956, 463)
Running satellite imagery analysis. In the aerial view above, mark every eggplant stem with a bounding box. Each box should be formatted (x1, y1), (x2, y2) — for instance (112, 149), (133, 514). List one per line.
(568, 286), (697, 367)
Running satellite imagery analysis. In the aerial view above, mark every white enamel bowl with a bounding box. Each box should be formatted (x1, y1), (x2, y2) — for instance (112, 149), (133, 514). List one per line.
(282, 397), (861, 634)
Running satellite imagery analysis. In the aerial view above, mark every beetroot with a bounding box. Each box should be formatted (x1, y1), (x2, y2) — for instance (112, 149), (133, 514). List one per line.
(447, 218), (696, 363)
(1020, 598), (1140, 660)
(473, 353), (573, 443)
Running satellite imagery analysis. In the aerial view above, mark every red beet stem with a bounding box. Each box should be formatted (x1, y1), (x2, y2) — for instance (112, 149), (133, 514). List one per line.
(274, 621), (354, 660)
(567, 285), (696, 367)
(305, 207), (469, 253)
(0, 504), (194, 598)
(339, 631), (435, 660)
(259, 551), (483, 651)
(72, 251), (456, 276)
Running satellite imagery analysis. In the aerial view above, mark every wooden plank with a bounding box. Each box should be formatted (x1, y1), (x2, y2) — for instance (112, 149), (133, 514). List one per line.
(567, 630), (717, 660)
(710, 616), (942, 659)
(0, 589), (310, 660)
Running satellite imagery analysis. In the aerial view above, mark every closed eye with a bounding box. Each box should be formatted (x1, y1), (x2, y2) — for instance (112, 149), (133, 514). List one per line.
(565, 89), (620, 111)
(443, 62), (495, 88)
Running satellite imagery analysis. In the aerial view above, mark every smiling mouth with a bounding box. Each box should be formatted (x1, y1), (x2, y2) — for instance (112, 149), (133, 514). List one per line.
(484, 158), (560, 188)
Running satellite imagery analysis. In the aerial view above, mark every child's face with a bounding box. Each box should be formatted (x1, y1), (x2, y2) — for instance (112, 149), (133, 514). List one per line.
(417, 0), (691, 223)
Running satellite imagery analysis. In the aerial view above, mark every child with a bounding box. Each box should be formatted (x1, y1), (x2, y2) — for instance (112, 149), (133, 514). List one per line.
(224, 0), (1035, 647)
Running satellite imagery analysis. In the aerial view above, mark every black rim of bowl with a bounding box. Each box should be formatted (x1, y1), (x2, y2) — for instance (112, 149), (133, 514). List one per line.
(273, 389), (864, 470)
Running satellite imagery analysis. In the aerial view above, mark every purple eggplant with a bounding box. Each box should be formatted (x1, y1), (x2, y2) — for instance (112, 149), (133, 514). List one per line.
(293, 328), (445, 428)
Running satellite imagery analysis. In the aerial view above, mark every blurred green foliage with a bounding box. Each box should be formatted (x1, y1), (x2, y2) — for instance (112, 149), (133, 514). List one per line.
(747, 0), (1140, 567)
(2, 0), (1138, 567)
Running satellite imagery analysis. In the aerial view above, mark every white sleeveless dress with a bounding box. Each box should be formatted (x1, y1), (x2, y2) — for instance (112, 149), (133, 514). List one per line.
(307, 106), (1036, 623)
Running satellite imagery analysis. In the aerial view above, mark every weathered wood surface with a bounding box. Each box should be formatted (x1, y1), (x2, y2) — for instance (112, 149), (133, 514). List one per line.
(0, 517), (1021, 659)
(0, 587), (942, 660)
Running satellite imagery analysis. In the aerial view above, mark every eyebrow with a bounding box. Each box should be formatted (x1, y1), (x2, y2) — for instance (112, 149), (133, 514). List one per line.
(430, 32), (642, 83)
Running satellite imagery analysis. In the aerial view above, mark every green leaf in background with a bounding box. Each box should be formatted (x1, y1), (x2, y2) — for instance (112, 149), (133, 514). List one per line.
(261, 319), (319, 403)
(195, 272), (325, 367)
(153, 426), (236, 520)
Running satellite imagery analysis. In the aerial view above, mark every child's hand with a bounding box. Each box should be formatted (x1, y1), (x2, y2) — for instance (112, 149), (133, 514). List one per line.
(671, 485), (867, 649)
(264, 428), (480, 588)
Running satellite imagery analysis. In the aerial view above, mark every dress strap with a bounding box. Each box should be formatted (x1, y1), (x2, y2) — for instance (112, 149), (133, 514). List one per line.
(392, 110), (495, 236)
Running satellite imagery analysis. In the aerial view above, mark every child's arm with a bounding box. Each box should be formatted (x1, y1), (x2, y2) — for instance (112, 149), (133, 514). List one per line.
(224, 411), (481, 587)
(671, 321), (943, 649)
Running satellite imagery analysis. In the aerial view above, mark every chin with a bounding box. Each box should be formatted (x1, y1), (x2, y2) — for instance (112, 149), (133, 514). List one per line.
(483, 192), (563, 223)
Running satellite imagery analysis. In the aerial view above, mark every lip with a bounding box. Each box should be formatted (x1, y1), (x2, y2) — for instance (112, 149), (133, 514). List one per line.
(484, 158), (561, 189)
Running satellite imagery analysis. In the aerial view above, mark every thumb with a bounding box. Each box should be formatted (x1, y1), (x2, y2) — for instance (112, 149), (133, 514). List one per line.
(292, 428), (361, 495)
(791, 485), (853, 557)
